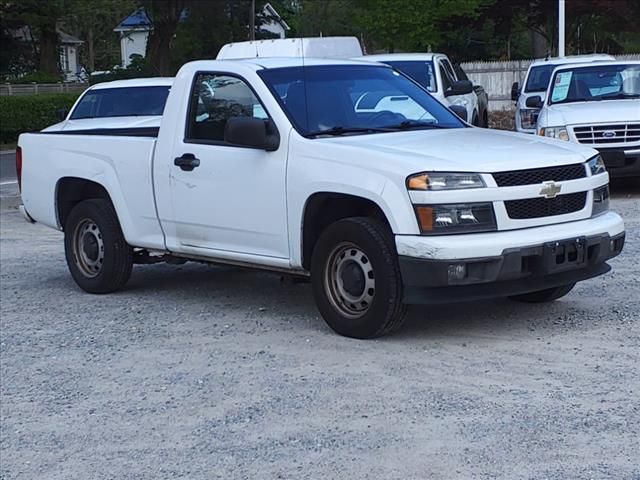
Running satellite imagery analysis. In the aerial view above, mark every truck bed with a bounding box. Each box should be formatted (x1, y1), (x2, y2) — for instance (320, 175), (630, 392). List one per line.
(19, 131), (164, 249)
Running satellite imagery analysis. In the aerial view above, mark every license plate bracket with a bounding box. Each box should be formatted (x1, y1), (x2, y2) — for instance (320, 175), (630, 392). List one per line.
(543, 237), (587, 273)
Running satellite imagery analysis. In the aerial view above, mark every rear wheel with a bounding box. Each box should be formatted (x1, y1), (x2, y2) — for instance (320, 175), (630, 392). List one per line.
(311, 217), (407, 339)
(509, 283), (575, 303)
(64, 199), (133, 293)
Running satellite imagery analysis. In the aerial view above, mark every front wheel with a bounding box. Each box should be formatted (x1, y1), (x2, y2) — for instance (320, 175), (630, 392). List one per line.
(509, 283), (575, 303)
(311, 217), (407, 339)
(64, 198), (133, 293)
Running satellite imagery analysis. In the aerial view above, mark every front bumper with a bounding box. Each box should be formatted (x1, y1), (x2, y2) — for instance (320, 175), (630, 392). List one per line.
(396, 212), (625, 304)
(597, 147), (640, 178)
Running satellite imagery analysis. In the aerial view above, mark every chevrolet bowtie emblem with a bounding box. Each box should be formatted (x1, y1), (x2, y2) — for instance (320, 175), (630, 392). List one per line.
(539, 181), (562, 199)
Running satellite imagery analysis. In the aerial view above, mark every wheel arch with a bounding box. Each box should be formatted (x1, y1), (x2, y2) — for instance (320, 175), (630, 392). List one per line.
(300, 192), (394, 271)
(55, 177), (114, 230)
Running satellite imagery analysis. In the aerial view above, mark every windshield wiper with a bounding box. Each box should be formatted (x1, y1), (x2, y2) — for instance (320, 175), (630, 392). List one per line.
(600, 92), (640, 100)
(303, 126), (391, 138)
(382, 120), (449, 130)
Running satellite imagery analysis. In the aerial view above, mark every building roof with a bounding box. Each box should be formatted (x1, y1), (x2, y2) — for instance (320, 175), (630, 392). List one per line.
(261, 3), (291, 31)
(114, 7), (153, 32)
(57, 29), (83, 45)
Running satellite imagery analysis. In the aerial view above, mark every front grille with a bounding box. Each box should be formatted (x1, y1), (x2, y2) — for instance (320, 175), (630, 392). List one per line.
(493, 164), (586, 187)
(573, 123), (640, 145)
(505, 192), (587, 219)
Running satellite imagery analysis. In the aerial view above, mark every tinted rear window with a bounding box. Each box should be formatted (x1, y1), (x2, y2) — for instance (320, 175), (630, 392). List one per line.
(70, 86), (170, 119)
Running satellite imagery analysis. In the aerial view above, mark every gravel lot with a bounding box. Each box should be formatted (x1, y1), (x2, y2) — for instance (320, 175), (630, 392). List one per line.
(1, 182), (639, 480)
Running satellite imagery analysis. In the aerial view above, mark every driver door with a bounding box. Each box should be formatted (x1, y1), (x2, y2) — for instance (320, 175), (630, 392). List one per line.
(163, 72), (289, 259)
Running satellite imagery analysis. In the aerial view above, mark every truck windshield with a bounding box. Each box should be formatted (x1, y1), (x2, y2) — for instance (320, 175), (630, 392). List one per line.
(549, 63), (640, 105)
(70, 86), (170, 119)
(258, 65), (463, 138)
(525, 65), (556, 93)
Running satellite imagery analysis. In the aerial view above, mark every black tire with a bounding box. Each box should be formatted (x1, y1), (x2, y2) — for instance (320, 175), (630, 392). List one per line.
(64, 198), (133, 294)
(472, 111), (479, 127)
(509, 283), (576, 303)
(311, 217), (407, 339)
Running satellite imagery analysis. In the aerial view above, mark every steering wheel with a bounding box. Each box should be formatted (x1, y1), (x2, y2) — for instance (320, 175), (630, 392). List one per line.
(368, 110), (406, 126)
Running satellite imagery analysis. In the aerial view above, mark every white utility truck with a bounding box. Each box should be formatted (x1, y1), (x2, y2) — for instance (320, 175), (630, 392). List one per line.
(44, 78), (173, 132)
(17, 57), (625, 338)
(512, 54), (614, 134)
(533, 60), (640, 178)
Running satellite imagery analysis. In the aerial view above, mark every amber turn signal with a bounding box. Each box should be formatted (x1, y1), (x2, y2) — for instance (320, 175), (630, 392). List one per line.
(415, 206), (433, 231)
(407, 174), (429, 190)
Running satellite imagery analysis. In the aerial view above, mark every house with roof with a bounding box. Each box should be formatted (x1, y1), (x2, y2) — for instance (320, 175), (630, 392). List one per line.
(10, 26), (84, 82)
(258, 3), (290, 39)
(114, 7), (153, 68)
(113, 3), (290, 68)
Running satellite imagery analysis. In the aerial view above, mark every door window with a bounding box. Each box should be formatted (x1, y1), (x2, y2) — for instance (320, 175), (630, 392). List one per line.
(186, 73), (269, 143)
(439, 63), (453, 91)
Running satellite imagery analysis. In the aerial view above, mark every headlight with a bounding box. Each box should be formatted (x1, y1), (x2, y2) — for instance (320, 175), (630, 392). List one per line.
(539, 126), (569, 141)
(519, 109), (539, 129)
(407, 172), (485, 190)
(587, 155), (606, 176)
(592, 185), (610, 216)
(414, 203), (497, 235)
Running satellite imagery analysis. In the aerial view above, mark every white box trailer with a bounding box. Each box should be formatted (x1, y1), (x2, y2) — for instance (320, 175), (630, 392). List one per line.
(216, 36), (363, 60)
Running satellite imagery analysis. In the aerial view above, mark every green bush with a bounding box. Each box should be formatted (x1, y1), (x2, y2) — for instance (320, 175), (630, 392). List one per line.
(0, 93), (80, 143)
(10, 71), (63, 84)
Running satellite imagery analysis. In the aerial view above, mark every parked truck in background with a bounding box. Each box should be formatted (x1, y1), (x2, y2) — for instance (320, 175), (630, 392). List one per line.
(17, 56), (625, 338)
(532, 60), (640, 178)
(43, 78), (173, 132)
(362, 53), (484, 126)
(511, 54), (615, 134)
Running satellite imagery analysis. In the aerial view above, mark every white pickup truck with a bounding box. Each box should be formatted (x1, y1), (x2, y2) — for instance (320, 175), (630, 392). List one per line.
(533, 60), (640, 178)
(17, 57), (625, 338)
(43, 77), (173, 132)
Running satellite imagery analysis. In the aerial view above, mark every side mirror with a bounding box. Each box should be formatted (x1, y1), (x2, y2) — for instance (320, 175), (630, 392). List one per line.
(224, 117), (280, 151)
(55, 108), (69, 121)
(445, 80), (473, 97)
(449, 105), (467, 122)
(511, 82), (520, 101)
(526, 95), (543, 109)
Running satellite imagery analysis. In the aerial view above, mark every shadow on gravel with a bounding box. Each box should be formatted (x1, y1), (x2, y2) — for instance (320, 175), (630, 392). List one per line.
(115, 261), (577, 340)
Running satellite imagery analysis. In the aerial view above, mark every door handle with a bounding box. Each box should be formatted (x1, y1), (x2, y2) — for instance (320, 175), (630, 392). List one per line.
(174, 153), (200, 171)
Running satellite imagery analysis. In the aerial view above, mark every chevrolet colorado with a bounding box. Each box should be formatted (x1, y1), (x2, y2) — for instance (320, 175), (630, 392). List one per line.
(17, 57), (625, 338)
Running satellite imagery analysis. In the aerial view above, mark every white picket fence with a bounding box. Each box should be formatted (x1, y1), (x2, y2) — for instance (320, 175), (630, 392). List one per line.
(0, 82), (88, 96)
(461, 53), (640, 111)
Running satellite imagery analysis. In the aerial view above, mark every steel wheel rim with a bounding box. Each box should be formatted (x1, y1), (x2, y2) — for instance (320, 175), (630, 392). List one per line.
(73, 218), (104, 278)
(324, 242), (375, 319)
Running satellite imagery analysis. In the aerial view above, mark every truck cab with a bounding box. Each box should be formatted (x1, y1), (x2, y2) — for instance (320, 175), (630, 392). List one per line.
(512, 54), (614, 134)
(533, 60), (640, 178)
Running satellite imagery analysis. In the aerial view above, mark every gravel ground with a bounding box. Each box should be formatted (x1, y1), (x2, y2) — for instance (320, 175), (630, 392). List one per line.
(1, 183), (639, 480)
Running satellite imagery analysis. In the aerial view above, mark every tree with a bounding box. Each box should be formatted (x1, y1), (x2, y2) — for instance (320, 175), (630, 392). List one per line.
(143, 0), (192, 75)
(1, 0), (67, 77)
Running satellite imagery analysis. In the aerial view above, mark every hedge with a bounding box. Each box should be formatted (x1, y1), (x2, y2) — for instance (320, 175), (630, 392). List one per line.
(0, 93), (80, 143)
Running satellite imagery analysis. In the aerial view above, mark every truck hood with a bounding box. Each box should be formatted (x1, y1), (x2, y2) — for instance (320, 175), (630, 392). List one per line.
(545, 99), (640, 127)
(318, 127), (596, 173)
(42, 115), (162, 132)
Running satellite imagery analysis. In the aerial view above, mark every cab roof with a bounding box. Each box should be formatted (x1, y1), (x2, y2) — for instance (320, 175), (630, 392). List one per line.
(359, 53), (446, 62)
(529, 54), (614, 67)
